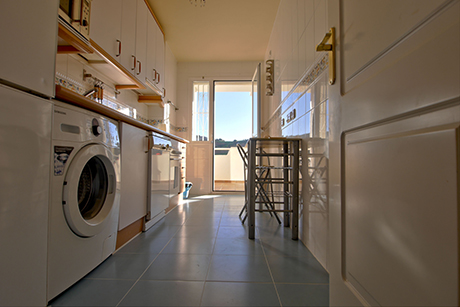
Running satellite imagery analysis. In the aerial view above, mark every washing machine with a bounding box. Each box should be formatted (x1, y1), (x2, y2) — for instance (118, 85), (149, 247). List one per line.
(47, 101), (121, 301)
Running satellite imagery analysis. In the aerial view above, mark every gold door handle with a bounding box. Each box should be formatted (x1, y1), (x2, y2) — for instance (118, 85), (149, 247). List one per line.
(316, 32), (333, 51)
(316, 28), (336, 85)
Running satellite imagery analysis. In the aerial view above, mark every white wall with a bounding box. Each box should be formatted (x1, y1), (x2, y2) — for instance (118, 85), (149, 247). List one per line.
(176, 61), (259, 195)
(214, 147), (245, 181)
(262, 0), (329, 269)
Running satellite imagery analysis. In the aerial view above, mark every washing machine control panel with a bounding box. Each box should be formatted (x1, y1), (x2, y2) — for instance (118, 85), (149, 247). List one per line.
(92, 118), (102, 136)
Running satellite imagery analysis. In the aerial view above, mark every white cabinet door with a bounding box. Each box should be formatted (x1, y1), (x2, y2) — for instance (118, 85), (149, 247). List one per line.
(135, 0), (148, 83)
(146, 13), (157, 85)
(155, 25), (165, 91)
(120, 0), (137, 72)
(90, 0), (123, 60)
(119, 123), (148, 230)
(0, 0), (58, 97)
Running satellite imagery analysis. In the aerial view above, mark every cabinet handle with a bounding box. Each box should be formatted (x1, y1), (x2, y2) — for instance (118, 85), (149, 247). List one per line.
(145, 135), (154, 153)
(131, 55), (136, 70)
(116, 39), (122, 57)
(137, 61), (142, 75)
(152, 69), (157, 82)
(156, 72), (160, 84)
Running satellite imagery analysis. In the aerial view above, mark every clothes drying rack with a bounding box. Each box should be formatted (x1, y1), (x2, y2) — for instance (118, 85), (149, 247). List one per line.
(243, 137), (301, 240)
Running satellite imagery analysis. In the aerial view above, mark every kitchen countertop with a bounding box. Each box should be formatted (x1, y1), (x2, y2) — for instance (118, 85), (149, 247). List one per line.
(54, 85), (188, 143)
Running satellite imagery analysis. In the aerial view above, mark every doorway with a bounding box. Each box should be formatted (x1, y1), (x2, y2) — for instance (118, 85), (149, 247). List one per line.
(213, 81), (252, 192)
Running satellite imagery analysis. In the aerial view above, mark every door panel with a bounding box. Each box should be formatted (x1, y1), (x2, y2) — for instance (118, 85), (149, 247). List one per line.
(342, 0), (444, 82)
(119, 123), (148, 230)
(343, 115), (459, 306)
(328, 0), (460, 305)
(0, 0), (58, 97)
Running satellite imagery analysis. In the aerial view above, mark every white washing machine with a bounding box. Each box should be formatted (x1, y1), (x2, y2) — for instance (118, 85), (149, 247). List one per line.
(47, 101), (121, 301)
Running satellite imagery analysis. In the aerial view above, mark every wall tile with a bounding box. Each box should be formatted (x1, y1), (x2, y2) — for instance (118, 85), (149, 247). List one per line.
(297, 0), (307, 38)
(55, 54), (68, 76)
(305, 15), (316, 71)
(67, 55), (84, 84)
(314, 0), (327, 61)
(298, 31), (307, 76)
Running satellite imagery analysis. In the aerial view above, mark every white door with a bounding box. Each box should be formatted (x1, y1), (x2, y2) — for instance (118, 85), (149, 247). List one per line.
(0, 0), (58, 97)
(146, 13), (158, 85)
(119, 0), (137, 72)
(119, 123), (148, 230)
(328, 0), (460, 306)
(90, 0), (122, 59)
(0, 85), (52, 306)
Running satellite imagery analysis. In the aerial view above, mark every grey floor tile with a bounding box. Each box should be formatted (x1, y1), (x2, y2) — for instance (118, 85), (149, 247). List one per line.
(48, 195), (329, 307)
(143, 224), (182, 239)
(217, 226), (255, 239)
(116, 236), (171, 255)
(266, 256), (329, 284)
(159, 214), (188, 226)
(118, 280), (204, 306)
(201, 282), (280, 306)
(184, 216), (221, 226)
(221, 210), (244, 219)
(207, 255), (272, 282)
(174, 225), (219, 238)
(214, 237), (264, 255)
(261, 236), (316, 257)
(222, 205), (245, 213)
(141, 254), (212, 281)
(162, 236), (216, 254)
(85, 253), (157, 280)
(48, 279), (135, 306)
(276, 283), (329, 306)
(220, 216), (247, 227)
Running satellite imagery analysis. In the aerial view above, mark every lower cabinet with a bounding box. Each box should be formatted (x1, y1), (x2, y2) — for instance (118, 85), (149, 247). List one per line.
(119, 122), (148, 231)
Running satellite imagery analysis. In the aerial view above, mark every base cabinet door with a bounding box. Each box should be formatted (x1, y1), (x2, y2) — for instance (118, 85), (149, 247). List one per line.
(119, 123), (148, 230)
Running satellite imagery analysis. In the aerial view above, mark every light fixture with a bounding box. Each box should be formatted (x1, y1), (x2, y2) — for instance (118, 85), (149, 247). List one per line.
(190, 0), (206, 7)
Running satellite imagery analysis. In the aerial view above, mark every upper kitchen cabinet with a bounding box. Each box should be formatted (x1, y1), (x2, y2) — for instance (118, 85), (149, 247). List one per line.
(90, 0), (165, 97)
(145, 11), (165, 96)
(135, 0), (148, 83)
(155, 22), (165, 92)
(90, 0), (123, 61)
(0, 0), (59, 98)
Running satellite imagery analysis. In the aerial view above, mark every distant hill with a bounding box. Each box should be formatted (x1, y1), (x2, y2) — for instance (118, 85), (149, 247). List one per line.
(215, 138), (248, 148)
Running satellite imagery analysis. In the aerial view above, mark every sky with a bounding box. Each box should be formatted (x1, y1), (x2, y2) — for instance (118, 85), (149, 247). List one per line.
(214, 91), (252, 141)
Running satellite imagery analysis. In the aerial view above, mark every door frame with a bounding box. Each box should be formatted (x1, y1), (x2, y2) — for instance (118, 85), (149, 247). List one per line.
(212, 79), (253, 192)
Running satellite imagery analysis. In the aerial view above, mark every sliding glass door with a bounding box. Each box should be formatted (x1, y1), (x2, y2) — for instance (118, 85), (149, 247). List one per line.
(213, 81), (252, 192)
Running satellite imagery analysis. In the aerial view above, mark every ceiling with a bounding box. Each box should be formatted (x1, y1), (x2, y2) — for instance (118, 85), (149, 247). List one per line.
(146, 0), (281, 62)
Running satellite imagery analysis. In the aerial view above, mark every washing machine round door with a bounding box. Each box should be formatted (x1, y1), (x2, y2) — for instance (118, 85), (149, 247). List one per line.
(63, 144), (117, 237)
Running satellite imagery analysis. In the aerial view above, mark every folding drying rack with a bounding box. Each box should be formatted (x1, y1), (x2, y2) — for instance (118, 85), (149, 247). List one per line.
(245, 137), (301, 240)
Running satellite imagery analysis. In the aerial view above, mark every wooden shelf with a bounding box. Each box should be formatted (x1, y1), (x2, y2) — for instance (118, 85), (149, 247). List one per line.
(138, 95), (164, 107)
(57, 23), (93, 54)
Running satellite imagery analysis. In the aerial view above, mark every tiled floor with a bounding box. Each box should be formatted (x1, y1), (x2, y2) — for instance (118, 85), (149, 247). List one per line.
(48, 195), (329, 307)
(214, 180), (245, 192)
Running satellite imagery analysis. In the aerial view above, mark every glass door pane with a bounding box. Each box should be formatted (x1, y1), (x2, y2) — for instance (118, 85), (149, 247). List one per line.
(213, 81), (252, 192)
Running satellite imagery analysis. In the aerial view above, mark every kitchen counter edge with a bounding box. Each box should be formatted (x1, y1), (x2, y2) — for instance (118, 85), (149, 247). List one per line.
(54, 85), (189, 144)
